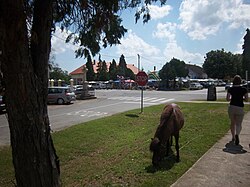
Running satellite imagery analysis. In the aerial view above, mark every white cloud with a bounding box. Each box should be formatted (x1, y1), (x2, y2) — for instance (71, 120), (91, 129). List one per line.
(163, 41), (204, 66)
(235, 35), (244, 54)
(226, 3), (250, 29)
(153, 22), (177, 42)
(117, 30), (160, 57)
(148, 5), (172, 20)
(51, 27), (78, 54)
(152, 21), (204, 65)
(179, 0), (250, 40)
(115, 30), (162, 71)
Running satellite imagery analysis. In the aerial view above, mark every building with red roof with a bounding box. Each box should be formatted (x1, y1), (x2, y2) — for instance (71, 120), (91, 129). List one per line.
(70, 62), (139, 84)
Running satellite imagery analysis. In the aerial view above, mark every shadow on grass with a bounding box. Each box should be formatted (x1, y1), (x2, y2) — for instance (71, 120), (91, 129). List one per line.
(125, 114), (139, 118)
(223, 141), (247, 154)
(145, 148), (177, 173)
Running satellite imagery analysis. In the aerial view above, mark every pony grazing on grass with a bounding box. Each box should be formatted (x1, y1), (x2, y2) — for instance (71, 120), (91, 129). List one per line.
(150, 103), (184, 166)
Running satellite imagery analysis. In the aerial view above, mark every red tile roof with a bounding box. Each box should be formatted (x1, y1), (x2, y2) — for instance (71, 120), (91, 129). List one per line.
(70, 62), (139, 75)
(69, 65), (85, 75)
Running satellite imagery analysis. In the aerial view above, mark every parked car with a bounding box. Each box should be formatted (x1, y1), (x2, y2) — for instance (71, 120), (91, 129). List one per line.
(0, 95), (6, 112)
(217, 80), (226, 86)
(189, 83), (203, 90)
(242, 82), (250, 91)
(200, 81), (214, 88)
(225, 82), (233, 90)
(48, 87), (76, 104)
(74, 85), (95, 98)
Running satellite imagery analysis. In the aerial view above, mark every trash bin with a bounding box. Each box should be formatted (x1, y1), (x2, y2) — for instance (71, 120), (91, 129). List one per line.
(207, 85), (217, 101)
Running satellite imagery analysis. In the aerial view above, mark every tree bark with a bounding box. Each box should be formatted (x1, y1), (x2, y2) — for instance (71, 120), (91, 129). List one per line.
(0, 0), (60, 186)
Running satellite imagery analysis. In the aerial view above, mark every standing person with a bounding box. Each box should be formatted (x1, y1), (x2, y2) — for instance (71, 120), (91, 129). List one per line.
(226, 75), (248, 145)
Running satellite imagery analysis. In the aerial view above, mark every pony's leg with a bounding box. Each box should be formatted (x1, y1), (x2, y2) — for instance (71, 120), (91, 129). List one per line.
(166, 138), (170, 156)
(170, 135), (173, 146)
(175, 134), (180, 162)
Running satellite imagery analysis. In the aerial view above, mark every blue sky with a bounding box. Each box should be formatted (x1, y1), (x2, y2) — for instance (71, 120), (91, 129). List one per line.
(51, 0), (250, 74)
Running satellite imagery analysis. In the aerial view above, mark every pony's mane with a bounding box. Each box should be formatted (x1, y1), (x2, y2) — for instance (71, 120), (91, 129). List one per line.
(159, 104), (174, 127)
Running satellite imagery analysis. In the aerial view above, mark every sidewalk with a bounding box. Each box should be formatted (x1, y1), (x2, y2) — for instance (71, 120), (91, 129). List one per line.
(171, 111), (250, 187)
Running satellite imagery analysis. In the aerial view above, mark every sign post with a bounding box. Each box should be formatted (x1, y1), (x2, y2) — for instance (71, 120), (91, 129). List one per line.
(135, 71), (148, 113)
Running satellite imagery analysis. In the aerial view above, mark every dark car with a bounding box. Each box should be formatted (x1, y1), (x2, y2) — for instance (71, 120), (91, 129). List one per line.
(74, 85), (95, 99)
(0, 95), (6, 112)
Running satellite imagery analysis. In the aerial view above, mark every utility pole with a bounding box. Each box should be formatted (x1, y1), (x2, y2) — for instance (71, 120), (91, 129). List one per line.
(137, 54), (140, 72)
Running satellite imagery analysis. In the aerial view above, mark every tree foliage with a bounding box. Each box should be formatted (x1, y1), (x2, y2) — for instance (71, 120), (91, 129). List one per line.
(242, 28), (250, 79)
(55, 0), (165, 58)
(203, 49), (241, 79)
(159, 58), (188, 88)
(86, 55), (96, 81)
(98, 60), (109, 81)
(159, 58), (188, 80)
(116, 54), (135, 80)
(109, 59), (118, 81)
(96, 55), (109, 81)
(49, 62), (71, 84)
(117, 54), (127, 76)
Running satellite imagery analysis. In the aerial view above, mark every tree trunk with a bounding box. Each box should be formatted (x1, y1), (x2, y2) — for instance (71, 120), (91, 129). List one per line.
(0, 1), (60, 186)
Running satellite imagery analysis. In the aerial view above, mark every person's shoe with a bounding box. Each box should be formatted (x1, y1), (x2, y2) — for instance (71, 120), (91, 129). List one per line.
(235, 135), (239, 145)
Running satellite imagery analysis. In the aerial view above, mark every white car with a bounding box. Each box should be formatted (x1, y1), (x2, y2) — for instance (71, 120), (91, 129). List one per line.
(190, 83), (203, 90)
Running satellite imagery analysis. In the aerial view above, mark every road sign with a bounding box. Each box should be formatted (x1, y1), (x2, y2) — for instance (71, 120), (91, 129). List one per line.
(136, 71), (148, 86)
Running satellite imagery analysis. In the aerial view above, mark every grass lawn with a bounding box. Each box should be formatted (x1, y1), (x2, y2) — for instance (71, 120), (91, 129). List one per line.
(1, 102), (247, 186)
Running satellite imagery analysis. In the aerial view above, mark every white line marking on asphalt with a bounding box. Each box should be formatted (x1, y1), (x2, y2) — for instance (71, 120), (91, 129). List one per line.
(124, 99), (175, 105)
(49, 102), (123, 118)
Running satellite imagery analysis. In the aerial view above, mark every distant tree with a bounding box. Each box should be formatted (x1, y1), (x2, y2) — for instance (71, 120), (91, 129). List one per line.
(109, 59), (118, 80)
(242, 28), (250, 79)
(86, 55), (95, 81)
(159, 58), (187, 88)
(116, 54), (135, 79)
(170, 58), (188, 78)
(118, 54), (127, 77)
(159, 63), (175, 88)
(234, 54), (243, 77)
(99, 60), (109, 81)
(49, 63), (71, 84)
(96, 58), (102, 81)
(203, 49), (240, 79)
(126, 68), (136, 80)
(96, 55), (109, 81)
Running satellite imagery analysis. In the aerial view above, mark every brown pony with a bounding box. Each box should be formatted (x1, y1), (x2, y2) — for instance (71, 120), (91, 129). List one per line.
(150, 103), (184, 166)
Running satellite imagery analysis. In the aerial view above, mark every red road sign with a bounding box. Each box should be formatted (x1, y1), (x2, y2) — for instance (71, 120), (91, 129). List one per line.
(136, 71), (148, 86)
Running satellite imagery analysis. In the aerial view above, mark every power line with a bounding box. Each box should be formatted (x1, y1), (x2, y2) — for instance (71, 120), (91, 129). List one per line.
(51, 33), (166, 68)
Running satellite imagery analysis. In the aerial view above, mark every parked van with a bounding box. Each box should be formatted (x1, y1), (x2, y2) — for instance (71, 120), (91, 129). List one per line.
(0, 95), (6, 112)
(48, 87), (76, 104)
